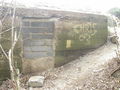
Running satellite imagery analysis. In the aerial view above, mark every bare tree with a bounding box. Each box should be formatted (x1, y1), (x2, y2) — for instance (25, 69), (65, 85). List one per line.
(0, 0), (21, 89)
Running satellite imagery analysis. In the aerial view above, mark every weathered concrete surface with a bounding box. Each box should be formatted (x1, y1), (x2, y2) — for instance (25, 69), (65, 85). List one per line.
(55, 17), (108, 51)
(28, 76), (45, 87)
(22, 57), (54, 74)
(20, 9), (108, 73)
(22, 18), (54, 59)
(54, 13), (108, 66)
(21, 17), (55, 74)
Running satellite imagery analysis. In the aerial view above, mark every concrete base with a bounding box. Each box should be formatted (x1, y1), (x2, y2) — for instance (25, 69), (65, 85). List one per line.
(22, 57), (54, 74)
(28, 76), (45, 87)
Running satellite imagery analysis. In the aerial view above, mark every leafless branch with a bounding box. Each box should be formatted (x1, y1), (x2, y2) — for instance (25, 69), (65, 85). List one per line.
(0, 44), (9, 59)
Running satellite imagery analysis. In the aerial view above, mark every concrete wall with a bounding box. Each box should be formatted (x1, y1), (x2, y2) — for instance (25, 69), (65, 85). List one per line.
(0, 7), (109, 83)
(54, 14), (108, 66)
(0, 7), (108, 79)
(0, 8), (108, 75)
(22, 18), (55, 58)
(22, 57), (54, 74)
(21, 14), (108, 73)
(21, 18), (55, 74)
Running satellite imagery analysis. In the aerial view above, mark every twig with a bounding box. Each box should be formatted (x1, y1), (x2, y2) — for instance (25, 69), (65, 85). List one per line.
(0, 28), (13, 35)
(1, 0), (14, 22)
(1, 36), (11, 40)
(0, 44), (9, 59)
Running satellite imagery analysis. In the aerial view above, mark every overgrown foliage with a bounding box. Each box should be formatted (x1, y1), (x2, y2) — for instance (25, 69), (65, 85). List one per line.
(109, 8), (120, 19)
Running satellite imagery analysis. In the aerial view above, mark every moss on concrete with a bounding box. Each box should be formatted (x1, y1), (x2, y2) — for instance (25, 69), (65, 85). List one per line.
(55, 15), (108, 66)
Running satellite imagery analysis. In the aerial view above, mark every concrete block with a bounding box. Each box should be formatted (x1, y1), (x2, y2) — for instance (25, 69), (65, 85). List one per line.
(28, 76), (45, 87)
(31, 21), (54, 28)
(23, 46), (53, 52)
(44, 39), (53, 45)
(30, 40), (45, 46)
(47, 51), (54, 56)
(22, 57), (54, 74)
(22, 27), (53, 33)
(23, 39), (53, 46)
(23, 52), (48, 58)
(23, 40), (45, 46)
(31, 34), (53, 39)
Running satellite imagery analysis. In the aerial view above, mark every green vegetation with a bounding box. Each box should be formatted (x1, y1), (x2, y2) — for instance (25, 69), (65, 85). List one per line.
(109, 8), (120, 19)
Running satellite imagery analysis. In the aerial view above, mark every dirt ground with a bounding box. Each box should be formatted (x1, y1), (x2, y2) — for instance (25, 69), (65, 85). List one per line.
(24, 40), (120, 90)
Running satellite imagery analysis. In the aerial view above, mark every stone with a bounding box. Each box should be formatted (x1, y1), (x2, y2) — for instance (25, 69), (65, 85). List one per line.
(28, 76), (45, 87)
(110, 35), (119, 44)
